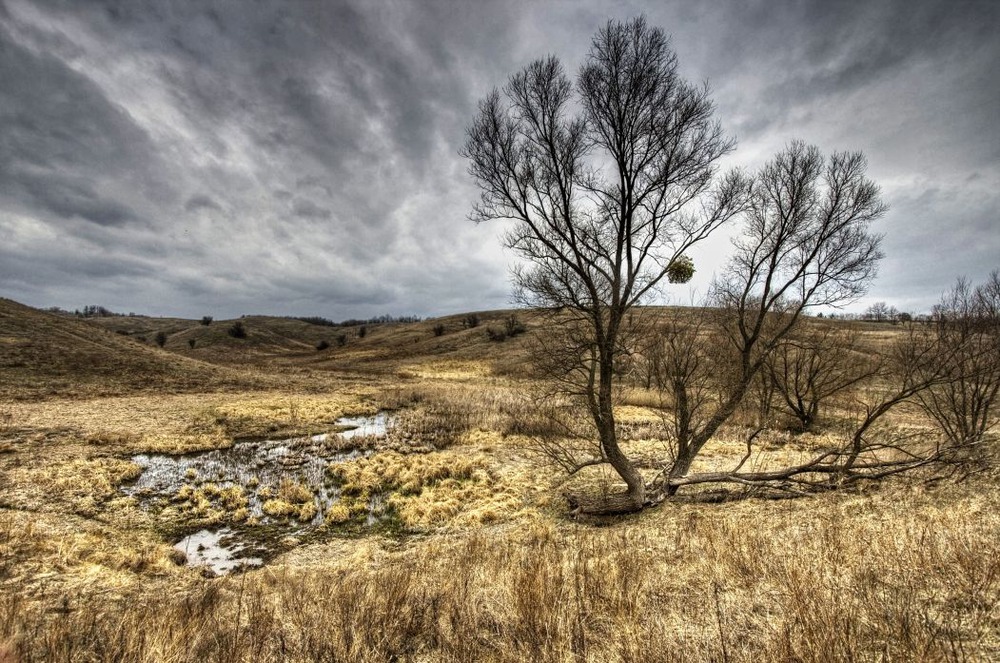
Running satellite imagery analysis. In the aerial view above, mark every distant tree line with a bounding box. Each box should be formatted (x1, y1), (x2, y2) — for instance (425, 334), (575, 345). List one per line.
(293, 314), (421, 327)
(818, 307), (925, 324)
(75, 305), (136, 318)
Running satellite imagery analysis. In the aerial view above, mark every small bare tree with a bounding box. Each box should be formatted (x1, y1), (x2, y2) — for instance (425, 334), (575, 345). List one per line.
(918, 272), (1000, 451)
(864, 301), (892, 322)
(656, 325), (959, 496)
(463, 18), (747, 511)
(766, 323), (878, 430)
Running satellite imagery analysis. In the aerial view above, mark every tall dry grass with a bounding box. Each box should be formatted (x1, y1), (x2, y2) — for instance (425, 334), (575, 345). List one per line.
(3, 481), (997, 662)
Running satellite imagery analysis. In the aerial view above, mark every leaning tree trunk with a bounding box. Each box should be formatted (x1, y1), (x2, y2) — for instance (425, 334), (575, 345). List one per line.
(660, 372), (757, 497)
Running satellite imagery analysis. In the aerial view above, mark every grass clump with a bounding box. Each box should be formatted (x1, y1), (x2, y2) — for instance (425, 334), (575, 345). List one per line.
(262, 499), (297, 519)
(168, 483), (248, 524)
(261, 479), (316, 522)
(327, 449), (526, 530)
(325, 503), (351, 525)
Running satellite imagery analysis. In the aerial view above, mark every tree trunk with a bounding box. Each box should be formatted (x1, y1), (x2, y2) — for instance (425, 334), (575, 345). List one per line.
(567, 490), (647, 516)
(665, 445), (698, 496)
(594, 339), (646, 511)
(599, 377), (645, 508)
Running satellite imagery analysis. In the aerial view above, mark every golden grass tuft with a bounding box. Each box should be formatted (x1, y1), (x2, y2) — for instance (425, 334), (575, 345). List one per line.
(324, 503), (351, 525)
(330, 449), (487, 497)
(275, 478), (313, 504)
(261, 499), (297, 518)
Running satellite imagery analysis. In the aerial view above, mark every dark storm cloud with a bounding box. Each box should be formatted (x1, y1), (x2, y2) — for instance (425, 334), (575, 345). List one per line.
(16, 173), (135, 227)
(0, 23), (163, 226)
(681, 1), (995, 146)
(0, 0), (995, 318)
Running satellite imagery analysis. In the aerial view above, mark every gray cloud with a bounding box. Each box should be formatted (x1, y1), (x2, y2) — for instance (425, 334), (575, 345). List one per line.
(184, 194), (222, 213)
(0, 0), (995, 319)
(291, 199), (332, 221)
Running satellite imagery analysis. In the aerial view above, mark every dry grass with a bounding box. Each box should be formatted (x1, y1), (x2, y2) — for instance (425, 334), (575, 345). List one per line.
(1, 301), (997, 661)
(2, 483), (998, 661)
(7, 389), (375, 456)
(328, 443), (533, 530)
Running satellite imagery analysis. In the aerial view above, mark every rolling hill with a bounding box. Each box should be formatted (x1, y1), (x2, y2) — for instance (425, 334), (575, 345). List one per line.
(0, 298), (247, 399)
(0, 298), (543, 399)
(85, 308), (538, 375)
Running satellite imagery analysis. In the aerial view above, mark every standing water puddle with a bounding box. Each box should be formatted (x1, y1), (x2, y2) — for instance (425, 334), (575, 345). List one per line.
(123, 412), (393, 576)
(173, 528), (264, 574)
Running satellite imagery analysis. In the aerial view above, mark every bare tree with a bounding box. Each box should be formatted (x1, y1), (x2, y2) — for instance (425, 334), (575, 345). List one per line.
(766, 323), (879, 430)
(643, 142), (886, 499)
(918, 272), (1000, 450)
(864, 301), (892, 322)
(463, 18), (747, 511)
(466, 20), (903, 512)
(647, 315), (958, 498)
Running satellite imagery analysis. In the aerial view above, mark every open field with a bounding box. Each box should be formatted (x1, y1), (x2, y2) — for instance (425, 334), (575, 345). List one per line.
(1, 300), (998, 661)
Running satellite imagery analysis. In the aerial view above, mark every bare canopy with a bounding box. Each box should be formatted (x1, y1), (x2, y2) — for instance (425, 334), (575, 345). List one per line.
(463, 17), (747, 510)
(465, 19), (902, 513)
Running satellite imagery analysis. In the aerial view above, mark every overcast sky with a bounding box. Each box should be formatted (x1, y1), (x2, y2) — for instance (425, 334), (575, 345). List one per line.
(1, 0), (996, 320)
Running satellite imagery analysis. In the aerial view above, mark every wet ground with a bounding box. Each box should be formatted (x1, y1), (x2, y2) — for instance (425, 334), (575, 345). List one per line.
(173, 528), (264, 574)
(123, 412), (394, 575)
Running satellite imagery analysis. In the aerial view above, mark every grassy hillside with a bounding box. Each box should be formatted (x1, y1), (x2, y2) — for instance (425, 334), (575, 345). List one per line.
(0, 299), (250, 399)
(86, 308), (538, 375)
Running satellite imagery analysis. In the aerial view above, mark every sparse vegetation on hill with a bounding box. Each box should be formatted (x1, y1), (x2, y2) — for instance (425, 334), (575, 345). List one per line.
(0, 298), (253, 400)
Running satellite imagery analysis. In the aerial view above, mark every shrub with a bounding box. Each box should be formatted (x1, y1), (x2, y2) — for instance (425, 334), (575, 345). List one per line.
(433, 324), (446, 337)
(188, 338), (196, 349)
(201, 316), (213, 326)
(154, 331), (168, 348)
(316, 340), (330, 351)
(504, 315), (526, 337)
(79, 305), (116, 318)
(486, 328), (506, 342)
(358, 326), (367, 338)
(336, 333), (348, 347)
(228, 321), (247, 339)
(463, 314), (480, 329)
